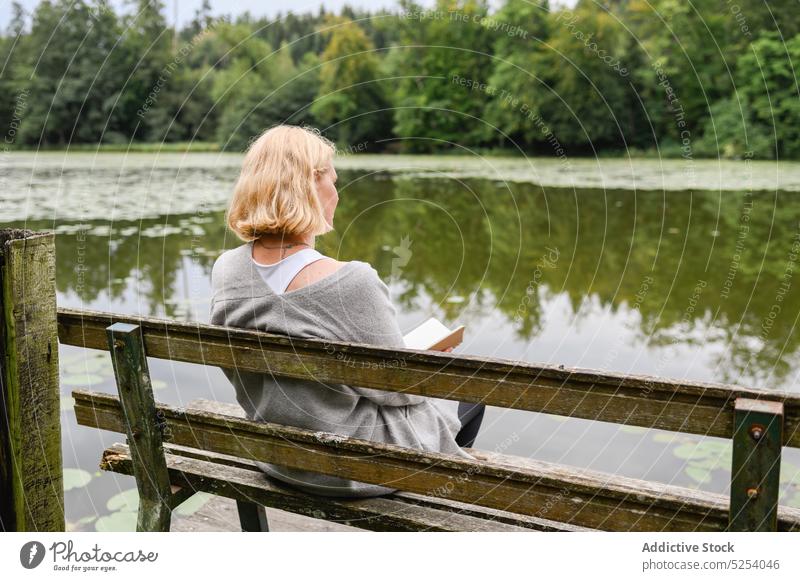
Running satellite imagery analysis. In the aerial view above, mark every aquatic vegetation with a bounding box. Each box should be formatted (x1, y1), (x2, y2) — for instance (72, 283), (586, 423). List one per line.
(62, 468), (92, 492)
(95, 488), (214, 531)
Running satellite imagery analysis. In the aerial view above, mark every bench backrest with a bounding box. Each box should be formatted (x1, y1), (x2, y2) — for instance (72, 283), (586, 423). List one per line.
(58, 307), (800, 531)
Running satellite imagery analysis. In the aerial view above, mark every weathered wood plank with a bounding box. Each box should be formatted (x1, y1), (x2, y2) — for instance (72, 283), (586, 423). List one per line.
(186, 399), (245, 417)
(74, 390), (800, 531)
(729, 398), (783, 531)
(175, 400), (598, 531)
(158, 437), (588, 532)
(56, 307), (800, 446)
(106, 323), (173, 532)
(170, 495), (361, 532)
(0, 229), (64, 532)
(101, 443), (554, 532)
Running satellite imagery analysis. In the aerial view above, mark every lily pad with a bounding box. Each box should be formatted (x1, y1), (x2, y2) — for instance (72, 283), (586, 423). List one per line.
(672, 444), (699, 460)
(151, 379), (168, 391)
(653, 433), (683, 444)
(696, 441), (731, 455)
(64, 355), (111, 375)
(780, 463), (800, 485)
(781, 462), (800, 488)
(685, 465), (713, 484)
(67, 514), (98, 531)
(618, 425), (647, 435)
(695, 458), (725, 470)
(63, 468), (92, 491)
(95, 511), (137, 532)
(174, 492), (213, 516)
(61, 373), (105, 387)
(671, 440), (730, 463)
(107, 488), (139, 512)
(59, 351), (88, 366)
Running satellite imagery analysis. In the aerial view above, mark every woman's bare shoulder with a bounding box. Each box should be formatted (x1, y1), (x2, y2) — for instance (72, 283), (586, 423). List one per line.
(285, 258), (366, 292)
(309, 257), (349, 278)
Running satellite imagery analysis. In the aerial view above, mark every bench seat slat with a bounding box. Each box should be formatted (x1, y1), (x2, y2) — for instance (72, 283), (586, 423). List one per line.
(101, 443), (560, 532)
(156, 441), (589, 532)
(186, 400), (800, 533)
(175, 400), (698, 531)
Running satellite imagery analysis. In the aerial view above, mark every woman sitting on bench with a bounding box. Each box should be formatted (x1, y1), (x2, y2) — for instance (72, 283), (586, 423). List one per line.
(209, 124), (485, 498)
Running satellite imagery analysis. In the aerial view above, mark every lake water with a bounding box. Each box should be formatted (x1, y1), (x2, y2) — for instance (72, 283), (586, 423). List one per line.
(4, 152), (800, 530)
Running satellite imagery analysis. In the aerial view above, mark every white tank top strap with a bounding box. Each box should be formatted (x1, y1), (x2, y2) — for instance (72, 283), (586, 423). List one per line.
(251, 248), (328, 295)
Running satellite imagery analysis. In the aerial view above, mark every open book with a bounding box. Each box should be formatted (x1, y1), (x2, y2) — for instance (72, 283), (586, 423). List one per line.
(402, 317), (465, 351)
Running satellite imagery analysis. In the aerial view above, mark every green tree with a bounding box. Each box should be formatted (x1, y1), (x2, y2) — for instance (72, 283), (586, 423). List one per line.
(17, 0), (128, 145)
(389, 0), (494, 152)
(736, 0), (800, 39)
(735, 32), (800, 159)
(481, 0), (551, 149)
(310, 16), (392, 146)
(0, 2), (27, 140)
(116, 0), (173, 141)
(211, 23), (318, 150)
(623, 0), (734, 144)
(181, 0), (214, 41)
(695, 97), (775, 159)
(531, 3), (631, 148)
(139, 65), (218, 142)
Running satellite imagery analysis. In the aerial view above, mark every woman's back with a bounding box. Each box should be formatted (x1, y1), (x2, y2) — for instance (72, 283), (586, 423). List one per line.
(209, 242), (472, 497)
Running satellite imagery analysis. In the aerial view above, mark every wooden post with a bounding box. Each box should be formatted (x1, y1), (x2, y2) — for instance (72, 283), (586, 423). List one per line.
(728, 398), (784, 531)
(0, 229), (64, 532)
(106, 322), (174, 531)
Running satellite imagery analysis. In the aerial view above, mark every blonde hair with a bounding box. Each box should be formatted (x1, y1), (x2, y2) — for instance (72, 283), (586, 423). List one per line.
(226, 125), (336, 241)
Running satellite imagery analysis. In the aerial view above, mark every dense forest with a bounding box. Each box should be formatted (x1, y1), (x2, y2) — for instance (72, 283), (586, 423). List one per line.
(0, 0), (798, 158)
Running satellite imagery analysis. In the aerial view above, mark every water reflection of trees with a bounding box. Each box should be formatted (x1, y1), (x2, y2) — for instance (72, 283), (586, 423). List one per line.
(335, 177), (800, 389)
(26, 214), (229, 315)
(19, 172), (800, 386)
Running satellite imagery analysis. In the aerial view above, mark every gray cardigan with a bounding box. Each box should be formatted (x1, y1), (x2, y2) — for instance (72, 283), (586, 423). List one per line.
(209, 241), (474, 497)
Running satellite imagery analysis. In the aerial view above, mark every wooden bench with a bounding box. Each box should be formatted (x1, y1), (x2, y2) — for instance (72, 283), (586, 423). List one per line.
(58, 307), (800, 532)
